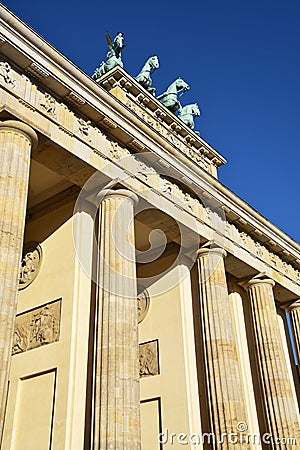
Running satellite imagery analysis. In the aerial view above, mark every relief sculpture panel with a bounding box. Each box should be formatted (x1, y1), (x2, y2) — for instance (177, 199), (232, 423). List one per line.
(139, 339), (159, 378)
(138, 289), (150, 323)
(12, 299), (61, 355)
(19, 242), (42, 289)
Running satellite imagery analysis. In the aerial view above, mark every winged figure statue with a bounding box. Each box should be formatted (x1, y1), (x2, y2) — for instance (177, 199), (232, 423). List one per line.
(92, 32), (125, 81)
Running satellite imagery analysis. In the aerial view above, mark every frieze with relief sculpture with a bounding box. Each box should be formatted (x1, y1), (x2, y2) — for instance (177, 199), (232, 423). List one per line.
(161, 178), (173, 196)
(39, 92), (56, 115)
(157, 180), (300, 284)
(77, 117), (91, 140)
(282, 261), (289, 276)
(134, 157), (156, 182)
(0, 61), (16, 87)
(125, 97), (164, 133)
(225, 220), (300, 283)
(187, 147), (210, 170)
(107, 139), (130, 160)
(183, 192), (194, 211)
(255, 241), (265, 258)
(125, 97), (211, 172)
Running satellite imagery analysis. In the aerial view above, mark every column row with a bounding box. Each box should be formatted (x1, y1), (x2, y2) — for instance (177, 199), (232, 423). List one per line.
(197, 242), (299, 449)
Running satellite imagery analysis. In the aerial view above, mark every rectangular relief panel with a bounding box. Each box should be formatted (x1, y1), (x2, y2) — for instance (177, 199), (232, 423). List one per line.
(12, 299), (62, 355)
(13, 369), (56, 450)
(141, 397), (162, 450)
(139, 339), (160, 378)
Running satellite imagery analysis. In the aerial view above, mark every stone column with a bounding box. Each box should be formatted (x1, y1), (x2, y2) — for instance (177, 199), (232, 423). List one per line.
(0, 120), (38, 438)
(197, 242), (250, 449)
(246, 275), (300, 445)
(286, 300), (300, 375)
(92, 189), (140, 450)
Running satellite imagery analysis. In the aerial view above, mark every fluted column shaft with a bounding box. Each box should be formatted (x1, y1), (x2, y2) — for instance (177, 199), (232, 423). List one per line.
(287, 300), (300, 375)
(246, 277), (300, 446)
(197, 243), (250, 449)
(0, 121), (37, 438)
(93, 189), (140, 450)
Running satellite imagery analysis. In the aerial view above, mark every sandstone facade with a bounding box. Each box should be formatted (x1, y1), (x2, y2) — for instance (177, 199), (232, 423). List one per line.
(0, 4), (299, 449)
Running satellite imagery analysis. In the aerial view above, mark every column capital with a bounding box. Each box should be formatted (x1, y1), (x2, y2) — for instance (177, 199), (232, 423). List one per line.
(283, 299), (300, 312)
(0, 120), (38, 150)
(89, 188), (138, 207)
(246, 273), (275, 290)
(196, 241), (227, 259)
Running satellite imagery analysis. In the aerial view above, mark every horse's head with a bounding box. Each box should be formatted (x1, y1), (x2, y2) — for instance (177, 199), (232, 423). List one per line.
(175, 77), (190, 92)
(149, 55), (159, 70)
(191, 103), (201, 116)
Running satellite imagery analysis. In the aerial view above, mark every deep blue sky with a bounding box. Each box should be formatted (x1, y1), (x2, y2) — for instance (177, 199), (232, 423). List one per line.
(5, 0), (300, 242)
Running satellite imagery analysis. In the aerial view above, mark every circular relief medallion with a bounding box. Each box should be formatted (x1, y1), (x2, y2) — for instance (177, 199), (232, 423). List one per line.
(138, 289), (150, 323)
(18, 241), (42, 290)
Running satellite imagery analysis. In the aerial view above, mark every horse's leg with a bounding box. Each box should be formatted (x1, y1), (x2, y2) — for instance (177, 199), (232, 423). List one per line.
(98, 63), (105, 77)
(177, 101), (183, 114)
(170, 101), (179, 114)
(147, 78), (155, 95)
